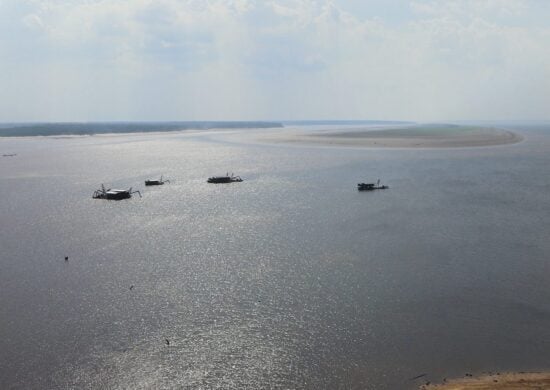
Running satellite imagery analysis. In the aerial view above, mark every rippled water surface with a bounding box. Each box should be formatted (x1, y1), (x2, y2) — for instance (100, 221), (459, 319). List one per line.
(1, 125), (550, 389)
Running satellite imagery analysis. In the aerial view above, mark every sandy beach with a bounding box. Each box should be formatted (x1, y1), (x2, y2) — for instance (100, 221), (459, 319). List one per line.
(420, 372), (550, 389)
(259, 125), (523, 148)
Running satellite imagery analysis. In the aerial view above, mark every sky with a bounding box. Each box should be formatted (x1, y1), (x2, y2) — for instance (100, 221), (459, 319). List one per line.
(1, 0), (549, 122)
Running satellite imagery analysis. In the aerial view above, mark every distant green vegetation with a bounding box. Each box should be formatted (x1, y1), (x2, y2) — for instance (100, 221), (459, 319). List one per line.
(0, 121), (283, 137)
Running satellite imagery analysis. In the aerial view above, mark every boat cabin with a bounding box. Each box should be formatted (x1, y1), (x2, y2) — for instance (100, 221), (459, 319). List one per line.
(145, 176), (170, 186)
(357, 180), (388, 191)
(93, 185), (141, 200)
(207, 173), (243, 183)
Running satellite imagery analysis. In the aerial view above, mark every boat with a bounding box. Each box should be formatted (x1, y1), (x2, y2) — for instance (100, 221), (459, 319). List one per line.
(93, 184), (141, 200)
(207, 173), (243, 183)
(145, 175), (170, 186)
(357, 179), (388, 191)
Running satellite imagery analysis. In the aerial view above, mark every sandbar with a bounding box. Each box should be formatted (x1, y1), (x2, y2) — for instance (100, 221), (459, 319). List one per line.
(419, 372), (550, 389)
(259, 124), (523, 148)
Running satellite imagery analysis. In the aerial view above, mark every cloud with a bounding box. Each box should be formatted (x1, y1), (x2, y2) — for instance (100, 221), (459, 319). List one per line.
(410, 0), (528, 19)
(0, 0), (549, 121)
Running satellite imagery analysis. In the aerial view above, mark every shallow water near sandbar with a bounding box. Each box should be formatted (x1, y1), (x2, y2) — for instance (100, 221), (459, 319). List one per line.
(1, 123), (550, 389)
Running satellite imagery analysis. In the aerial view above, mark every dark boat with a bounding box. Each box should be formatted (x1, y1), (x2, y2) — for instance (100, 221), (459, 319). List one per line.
(93, 185), (141, 200)
(207, 173), (243, 183)
(357, 179), (388, 191)
(145, 175), (170, 186)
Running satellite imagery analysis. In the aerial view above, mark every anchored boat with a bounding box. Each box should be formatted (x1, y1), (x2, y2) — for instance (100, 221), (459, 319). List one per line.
(207, 173), (243, 183)
(145, 176), (170, 186)
(93, 184), (141, 200)
(357, 179), (388, 191)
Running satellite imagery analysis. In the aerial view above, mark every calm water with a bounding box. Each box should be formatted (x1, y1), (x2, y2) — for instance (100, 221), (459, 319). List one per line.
(1, 124), (550, 389)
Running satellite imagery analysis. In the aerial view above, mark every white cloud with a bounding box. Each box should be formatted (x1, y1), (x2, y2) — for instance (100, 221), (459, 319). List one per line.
(410, 0), (527, 18)
(0, 0), (549, 121)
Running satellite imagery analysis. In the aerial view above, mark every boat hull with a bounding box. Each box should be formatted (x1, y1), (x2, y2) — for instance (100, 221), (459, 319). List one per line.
(145, 180), (163, 186)
(207, 176), (243, 183)
(93, 188), (134, 200)
(357, 183), (388, 191)
(105, 191), (132, 200)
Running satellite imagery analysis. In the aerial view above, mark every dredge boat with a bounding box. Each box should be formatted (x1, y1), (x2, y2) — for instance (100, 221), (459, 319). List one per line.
(207, 173), (243, 183)
(357, 179), (388, 191)
(145, 176), (170, 186)
(93, 185), (141, 200)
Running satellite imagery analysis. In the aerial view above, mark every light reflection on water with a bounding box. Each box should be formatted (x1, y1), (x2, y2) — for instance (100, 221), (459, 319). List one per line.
(1, 126), (550, 389)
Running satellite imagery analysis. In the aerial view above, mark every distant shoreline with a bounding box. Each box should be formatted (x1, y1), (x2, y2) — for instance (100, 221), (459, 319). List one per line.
(259, 124), (523, 148)
(0, 121), (284, 137)
(0, 120), (418, 138)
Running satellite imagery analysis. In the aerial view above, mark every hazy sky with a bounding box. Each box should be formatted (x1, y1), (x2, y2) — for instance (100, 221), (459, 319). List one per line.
(1, 0), (549, 122)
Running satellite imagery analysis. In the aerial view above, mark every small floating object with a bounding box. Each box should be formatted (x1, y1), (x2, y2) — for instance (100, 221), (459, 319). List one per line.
(93, 184), (141, 200)
(165, 338), (170, 346)
(207, 173), (243, 183)
(357, 179), (388, 191)
(145, 175), (170, 186)
(410, 373), (428, 381)
(64, 256), (69, 261)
